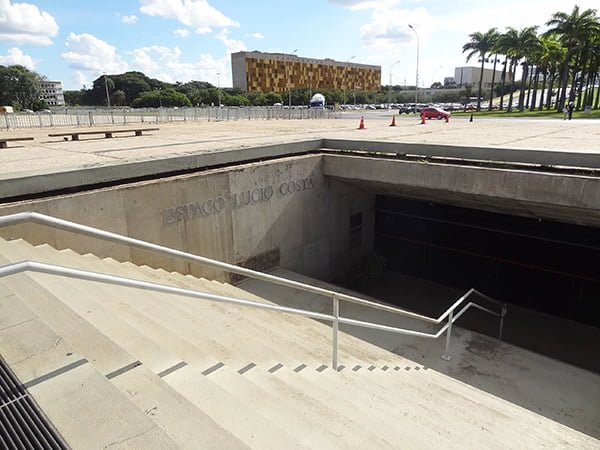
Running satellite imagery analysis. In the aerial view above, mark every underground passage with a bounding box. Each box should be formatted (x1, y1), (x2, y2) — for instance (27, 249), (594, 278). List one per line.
(365, 195), (600, 372)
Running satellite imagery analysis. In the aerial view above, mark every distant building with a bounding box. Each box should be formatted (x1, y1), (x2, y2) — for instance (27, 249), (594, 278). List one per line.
(454, 67), (511, 88)
(39, 80), (65, 106)
(231, 51), (381, 94)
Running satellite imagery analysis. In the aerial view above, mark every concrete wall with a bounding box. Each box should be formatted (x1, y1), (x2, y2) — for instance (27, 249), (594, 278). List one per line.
(0, 155), (374, 282)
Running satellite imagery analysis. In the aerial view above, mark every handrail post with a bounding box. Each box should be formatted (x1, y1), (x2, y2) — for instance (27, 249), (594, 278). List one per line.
(498, 303), (507, 340)
(332, 294), (339, 371)
(441, 309), (453, 361)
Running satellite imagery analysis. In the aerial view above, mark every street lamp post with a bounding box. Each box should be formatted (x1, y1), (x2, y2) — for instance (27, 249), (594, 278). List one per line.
(408, 24), (419, 112)
(103, 73), (111, 108)
(216, 72), (221, 107)
(344, 56), (355, 105)
(388, 59), (400, 105)
(288, 49), (298, 108)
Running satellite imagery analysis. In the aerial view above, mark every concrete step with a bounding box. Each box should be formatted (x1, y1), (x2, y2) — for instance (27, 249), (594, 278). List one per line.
(162, 365), (310, 450)
(130, 261), (403, 367)
(0, 239), (185, 375)
(98, 258), (338, 367)
(0, 267), (138, 378)
(204, 364), (354, 449)
(0, 290), (177, 449)
(212, 364), (397, 449)
(111, 364), (249, 449)
(269, 364), (445, 447)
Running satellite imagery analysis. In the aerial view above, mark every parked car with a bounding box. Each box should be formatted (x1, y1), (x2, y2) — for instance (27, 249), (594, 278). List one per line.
(398, 104), (415, 114)
(420, 107), (451, 120)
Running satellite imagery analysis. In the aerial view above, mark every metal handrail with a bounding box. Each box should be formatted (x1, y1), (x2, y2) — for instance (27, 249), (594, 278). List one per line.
(0, 261), (504, 368)
(0, 211), (507, 367)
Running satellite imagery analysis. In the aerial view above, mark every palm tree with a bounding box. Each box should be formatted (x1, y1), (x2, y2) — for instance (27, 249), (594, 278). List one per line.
(534, 35), (565, 110)
(545, 5), (600, 111)
(515, 27), (540, 111)
(462, 28), (498, 111)
(496, 28), (522, 112)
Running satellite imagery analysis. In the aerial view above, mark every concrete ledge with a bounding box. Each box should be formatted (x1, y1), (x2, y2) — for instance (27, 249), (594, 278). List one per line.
(322, 138), (600, 168)
(0, 139), (323, 200)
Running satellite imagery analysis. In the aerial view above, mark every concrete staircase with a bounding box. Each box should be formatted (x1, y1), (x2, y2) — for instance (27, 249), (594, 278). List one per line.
(0, 237), (598, 449)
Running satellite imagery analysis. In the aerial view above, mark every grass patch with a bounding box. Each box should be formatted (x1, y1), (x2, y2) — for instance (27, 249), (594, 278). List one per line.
(452, 108), (600, 119)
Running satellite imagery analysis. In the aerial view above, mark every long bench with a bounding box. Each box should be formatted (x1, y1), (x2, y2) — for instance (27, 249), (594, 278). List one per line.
(48, 127), (159, 141)
(0, 137), (34, 148)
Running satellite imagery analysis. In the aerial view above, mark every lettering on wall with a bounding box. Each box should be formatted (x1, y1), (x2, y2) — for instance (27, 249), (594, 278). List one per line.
(163, 177), (314, 225)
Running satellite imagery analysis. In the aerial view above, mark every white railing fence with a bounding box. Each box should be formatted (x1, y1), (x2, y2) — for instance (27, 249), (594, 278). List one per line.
(0, 107), (337, 130)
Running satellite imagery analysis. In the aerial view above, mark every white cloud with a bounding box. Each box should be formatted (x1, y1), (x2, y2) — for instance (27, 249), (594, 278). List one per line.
(61, 33), (128, 74)
(0, 0), (59, 45)
(139, 0), (239, 29)
(73, 71), (88, 89)
(251, 32), (264, 39)
(215, 29), (246, 55)
(174, 28), (190, 37)
(195, 26), (212, 34)
(121, 15), (138, 24)
(329, 0), (402, 11)
(130, 44), (227, 85)
(0, 47), (36, 69)
(359, 7), (433, 48)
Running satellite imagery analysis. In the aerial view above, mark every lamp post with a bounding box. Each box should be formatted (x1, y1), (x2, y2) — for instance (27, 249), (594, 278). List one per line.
(103, 73), (111, 108)
(216, 72), (221, 107)
(408, 24), (419, 112)
(388, 59), (400, 105)
(157, 88), (162, 108)
(287, 49), (298, 108)
(344, 55), (355, 105)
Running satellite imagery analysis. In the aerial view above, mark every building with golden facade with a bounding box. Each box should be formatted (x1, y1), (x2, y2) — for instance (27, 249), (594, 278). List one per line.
(231, 51), (381, 94)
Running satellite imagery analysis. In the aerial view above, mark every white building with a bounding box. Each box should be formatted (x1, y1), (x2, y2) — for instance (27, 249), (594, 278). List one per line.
(454, 67), (512, 88)
(39, 80), (65, 106)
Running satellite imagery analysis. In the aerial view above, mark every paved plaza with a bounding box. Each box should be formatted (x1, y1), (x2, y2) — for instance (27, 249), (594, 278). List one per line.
(1, 114), (599, 180)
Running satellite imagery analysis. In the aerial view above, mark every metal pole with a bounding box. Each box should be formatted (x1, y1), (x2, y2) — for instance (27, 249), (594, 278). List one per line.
(441, 309), (453, 361)
(408, 24), (419, 110)
(217, 73), (221, 108)
(332, 294), (339, 371)
(104, 74), (111, 109)
(388, 60), (400, 105)
(499, 304), (507, 340)
(344, 56), (355, 106)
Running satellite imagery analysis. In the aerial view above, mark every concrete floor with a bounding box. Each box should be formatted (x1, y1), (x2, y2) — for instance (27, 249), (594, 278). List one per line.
(360, 271), (600, 374)
(1, 114), (599, 179)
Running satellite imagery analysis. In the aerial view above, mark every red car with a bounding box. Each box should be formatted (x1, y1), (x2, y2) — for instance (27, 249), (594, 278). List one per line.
(420, 107), (450, 120)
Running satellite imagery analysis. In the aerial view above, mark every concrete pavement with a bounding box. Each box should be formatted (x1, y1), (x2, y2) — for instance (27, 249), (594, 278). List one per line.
(1, 115), (599, 180)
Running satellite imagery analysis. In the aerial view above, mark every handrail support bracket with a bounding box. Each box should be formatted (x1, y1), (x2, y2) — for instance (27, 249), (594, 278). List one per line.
(332, 294), (340, 371)
(441, 309), (454, 361)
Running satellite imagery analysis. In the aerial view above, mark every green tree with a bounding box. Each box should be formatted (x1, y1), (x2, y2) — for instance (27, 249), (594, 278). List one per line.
(463, 28), (499, 111)
(112, 89), (127, 106)
(64, 89), (86, 106)
(264, 92), (283, 105)
(0, 65), (42, 109)
(545, 5), (600, 110)
(131, 88), (191, 108)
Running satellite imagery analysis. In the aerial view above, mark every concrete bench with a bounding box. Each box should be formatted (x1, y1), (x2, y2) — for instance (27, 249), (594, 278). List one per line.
(0, 136), (34, 148)
(48, 127), (159, 141)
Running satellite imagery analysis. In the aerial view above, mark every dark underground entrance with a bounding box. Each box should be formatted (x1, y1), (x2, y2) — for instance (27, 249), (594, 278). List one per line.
(369, 195), (600, 373)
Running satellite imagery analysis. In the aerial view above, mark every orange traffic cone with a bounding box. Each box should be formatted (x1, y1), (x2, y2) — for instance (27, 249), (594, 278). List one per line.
(358, 116), (365, 129)
(389, 115), (396, 127)
(420, 114), (426, 125)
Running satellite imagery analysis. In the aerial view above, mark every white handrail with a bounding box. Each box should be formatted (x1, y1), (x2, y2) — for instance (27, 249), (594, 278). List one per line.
(0, 211), (507, 367)
(0, 212), (501, 322)
(0, 261), (500, 368)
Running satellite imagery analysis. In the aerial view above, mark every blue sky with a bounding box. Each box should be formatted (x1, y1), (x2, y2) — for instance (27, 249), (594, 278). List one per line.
(0, 0), (597, 90)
